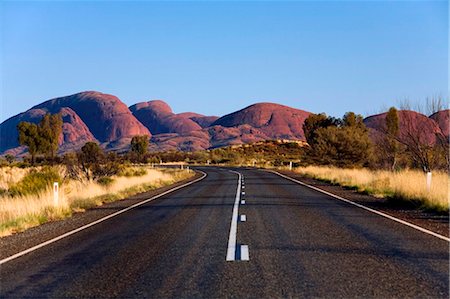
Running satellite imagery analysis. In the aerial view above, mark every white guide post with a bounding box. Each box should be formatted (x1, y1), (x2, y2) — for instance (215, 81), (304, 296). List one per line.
(53, 182), (59, 206)
(289, 161), (293, 171)
(426, 172), (432, 192)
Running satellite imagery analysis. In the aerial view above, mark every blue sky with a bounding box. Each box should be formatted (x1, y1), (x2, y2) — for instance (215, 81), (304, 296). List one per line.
(0, 1), (448, 122)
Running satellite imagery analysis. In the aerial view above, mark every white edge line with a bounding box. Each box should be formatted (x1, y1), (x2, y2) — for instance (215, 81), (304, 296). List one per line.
(226, 170), (241, 261)
(267, 170), (450, 243)
(0, 171), (208, 265)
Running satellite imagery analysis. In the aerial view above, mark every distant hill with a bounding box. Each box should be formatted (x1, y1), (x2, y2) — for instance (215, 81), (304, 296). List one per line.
(363, 110), (446, 146)
(1, 91), (448, 156)
(212, 103), (311, 140)
(1, 91), (150, 154)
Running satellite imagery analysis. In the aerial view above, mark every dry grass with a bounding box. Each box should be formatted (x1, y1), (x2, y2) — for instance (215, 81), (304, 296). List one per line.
(286, 166), (449, 212)
(0, 166), (194, 236)
(0, 167), (29, 190)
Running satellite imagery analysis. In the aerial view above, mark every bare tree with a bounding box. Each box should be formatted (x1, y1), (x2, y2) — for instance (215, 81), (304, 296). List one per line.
(395, 113), (441, 172)
(397, 95), (448, 116)
(425, 96), (446, 116)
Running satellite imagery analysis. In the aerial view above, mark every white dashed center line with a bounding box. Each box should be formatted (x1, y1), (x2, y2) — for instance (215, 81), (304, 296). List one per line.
(240, 245), (250, 261)
(226, 170), (249, 261)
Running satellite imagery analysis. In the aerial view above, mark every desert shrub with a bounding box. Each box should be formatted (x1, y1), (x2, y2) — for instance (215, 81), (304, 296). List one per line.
(8, 167), (61, 197)
(118, 167), (147, 177)
(97, 177), (114, 187)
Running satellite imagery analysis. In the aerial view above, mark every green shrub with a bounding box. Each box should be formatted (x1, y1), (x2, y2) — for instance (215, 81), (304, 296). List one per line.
(118, 167), (147, 177)
(97, 176), (114, 187)
(97, 176), (114, 186)
(8, 167), (61, 197)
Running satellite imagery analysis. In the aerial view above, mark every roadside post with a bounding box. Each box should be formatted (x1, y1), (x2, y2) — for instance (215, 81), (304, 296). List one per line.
(426, 172), (432, 192)
(53, 182), (59, 206)
(289, 161), (293, 171)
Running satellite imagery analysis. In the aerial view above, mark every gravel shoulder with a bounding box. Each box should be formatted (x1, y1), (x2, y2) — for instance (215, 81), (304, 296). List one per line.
(0, 172), (203, 260)
(276, 169), (449, 238)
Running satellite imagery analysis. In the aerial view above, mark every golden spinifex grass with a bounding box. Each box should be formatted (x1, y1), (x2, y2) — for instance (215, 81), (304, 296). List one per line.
(0, 166), (194, 236)
(288, 166), (449, 212)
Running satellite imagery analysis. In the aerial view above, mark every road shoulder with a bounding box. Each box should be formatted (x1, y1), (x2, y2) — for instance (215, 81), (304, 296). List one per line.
(0, 171), (204, 260)
(273, 169), (449, 238)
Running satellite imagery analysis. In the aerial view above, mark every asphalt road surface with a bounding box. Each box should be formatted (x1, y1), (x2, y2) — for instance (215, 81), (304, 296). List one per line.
(1, 167), (448, 298)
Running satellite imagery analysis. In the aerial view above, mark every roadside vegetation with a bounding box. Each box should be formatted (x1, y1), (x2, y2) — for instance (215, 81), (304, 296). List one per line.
(286, 166), (449, 213)
(0, 165), (193, 236)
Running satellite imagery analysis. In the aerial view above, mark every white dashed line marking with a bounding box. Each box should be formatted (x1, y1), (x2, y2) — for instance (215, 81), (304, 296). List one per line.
(241, 200), (246, 205)
(240, 215), (246, 222)
(240, 245), (249, 261)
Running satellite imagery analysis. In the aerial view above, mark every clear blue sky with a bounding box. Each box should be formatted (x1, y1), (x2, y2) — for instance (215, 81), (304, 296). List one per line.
(0, 0), (448, 122)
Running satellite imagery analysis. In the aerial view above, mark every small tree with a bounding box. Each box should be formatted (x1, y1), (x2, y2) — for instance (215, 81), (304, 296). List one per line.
(18, 122), (41, 164)
(77, 142), (104, 180)
(39, 113), (63, 158)
(17, 113), (63, 164)
(303, 112), (373, 167)
(130, 135), (149, 163)
(303, 113), (340, 145)
(385, 107), (401, 170)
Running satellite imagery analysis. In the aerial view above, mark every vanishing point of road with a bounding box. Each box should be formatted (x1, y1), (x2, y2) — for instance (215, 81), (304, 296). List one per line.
(1, 167), (448, 298)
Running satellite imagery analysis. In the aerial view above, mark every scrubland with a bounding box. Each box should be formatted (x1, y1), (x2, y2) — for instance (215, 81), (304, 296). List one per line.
(0, 166), (193, 236)
(287, 166), (449, 213)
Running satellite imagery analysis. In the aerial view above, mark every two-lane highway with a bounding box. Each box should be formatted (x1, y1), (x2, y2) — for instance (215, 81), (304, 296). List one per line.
(1, 167), (448, 298)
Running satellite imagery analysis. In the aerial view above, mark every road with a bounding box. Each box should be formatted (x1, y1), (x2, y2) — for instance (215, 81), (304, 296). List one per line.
(1, 167), (448, 298)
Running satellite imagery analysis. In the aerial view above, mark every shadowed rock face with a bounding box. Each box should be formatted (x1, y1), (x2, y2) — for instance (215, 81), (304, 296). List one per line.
(364, 110), (445, 145)
(59, 108), (97, 151)
(212, 103), (311, 140)
(190, 116), (219, 128)
(429, 110), (449, 137)
(33, 91), (150, 142)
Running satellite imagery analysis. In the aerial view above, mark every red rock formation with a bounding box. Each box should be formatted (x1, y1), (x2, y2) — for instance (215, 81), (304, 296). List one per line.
(1, 91), (149, 154)
(33, 91), (150, 142)
(130, 100), (203, 134)
(212, 103), (311, 140)
(58, 108), (97, 152)
(190, 116), (219, 128)
(364, 110), (445, 145)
